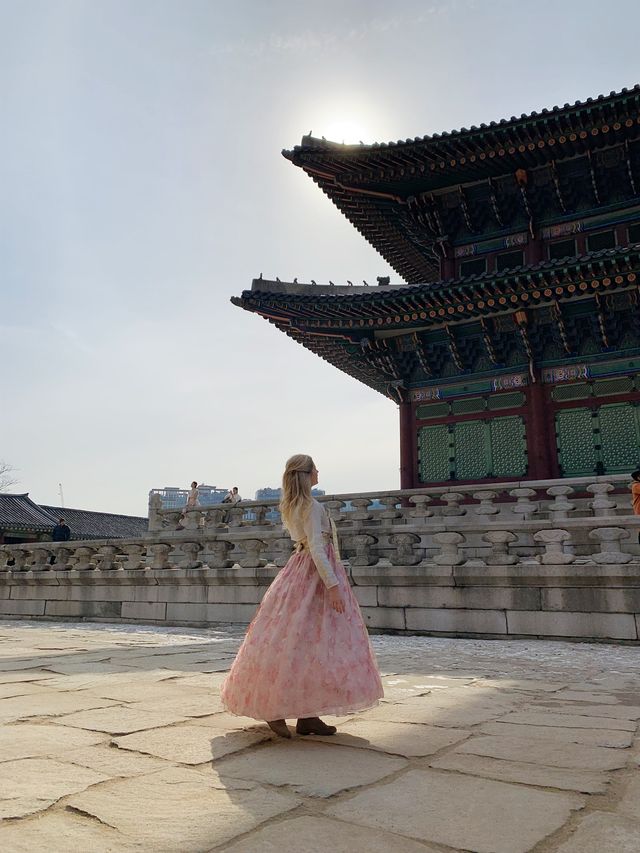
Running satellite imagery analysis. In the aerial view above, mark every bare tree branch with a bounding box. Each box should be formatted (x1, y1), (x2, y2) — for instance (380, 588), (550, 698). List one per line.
(0, 461), (18, 492)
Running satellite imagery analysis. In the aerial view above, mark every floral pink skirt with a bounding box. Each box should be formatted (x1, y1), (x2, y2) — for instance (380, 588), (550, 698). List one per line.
(220, 544), (383, 721)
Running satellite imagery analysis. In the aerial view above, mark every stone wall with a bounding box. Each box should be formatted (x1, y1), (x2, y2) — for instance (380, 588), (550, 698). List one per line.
(0, 476), (638, 642)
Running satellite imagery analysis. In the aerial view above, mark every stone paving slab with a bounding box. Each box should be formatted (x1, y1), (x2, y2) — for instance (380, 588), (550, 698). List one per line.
(554, 811), (640, 853)
(0, 810), (145, 852)
(0, 691), (117, 722)
(306, 718), (471, 757)
(479, 721), (633, 748)
(0, 757), (108, 819)
(67, 766), (301, 852)
(429, 752), (609, 793)
(214, 740), (407, 797)
(220, 814), (444, 853)
(327, 769), (584, 853)
(0, 622), (639, 853)
(114, 722), (270, 763)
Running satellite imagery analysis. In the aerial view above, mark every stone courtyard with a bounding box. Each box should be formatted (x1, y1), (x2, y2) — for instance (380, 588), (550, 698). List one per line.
(0, 621), (637, 852)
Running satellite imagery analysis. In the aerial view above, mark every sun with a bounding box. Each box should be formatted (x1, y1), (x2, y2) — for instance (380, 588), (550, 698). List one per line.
(321, 118), (372, 145)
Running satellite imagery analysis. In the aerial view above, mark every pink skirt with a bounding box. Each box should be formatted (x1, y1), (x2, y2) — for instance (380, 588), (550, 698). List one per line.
(220, 544), (383, 721)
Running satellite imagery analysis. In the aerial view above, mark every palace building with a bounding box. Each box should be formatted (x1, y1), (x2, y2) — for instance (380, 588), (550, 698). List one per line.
(233, 86), (640, 488)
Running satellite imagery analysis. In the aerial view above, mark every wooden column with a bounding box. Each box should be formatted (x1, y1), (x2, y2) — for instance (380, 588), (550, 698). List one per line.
(525, 376), (555, 479)
(399, 401), (415, 489)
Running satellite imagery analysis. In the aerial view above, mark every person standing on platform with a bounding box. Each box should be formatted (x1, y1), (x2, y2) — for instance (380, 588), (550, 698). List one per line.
(631, 469), (640, 543)
(221, 453), (383, 738)
(179, 481), (200, 528)
(50, 517), (71, 564)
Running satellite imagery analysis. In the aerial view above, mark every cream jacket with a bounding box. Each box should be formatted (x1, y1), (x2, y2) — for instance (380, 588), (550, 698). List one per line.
(287, 499), (339, 589)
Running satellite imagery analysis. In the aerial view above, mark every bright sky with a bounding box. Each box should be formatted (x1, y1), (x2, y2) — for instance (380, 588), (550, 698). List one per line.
(2, 0), (639, 516)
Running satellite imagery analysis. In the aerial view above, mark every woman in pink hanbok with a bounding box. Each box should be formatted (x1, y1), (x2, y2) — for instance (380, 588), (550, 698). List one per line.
(221, 454), (383, 738)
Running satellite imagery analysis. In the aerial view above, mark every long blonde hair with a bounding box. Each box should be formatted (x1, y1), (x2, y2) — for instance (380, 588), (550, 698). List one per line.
(279, 454), (314, 532)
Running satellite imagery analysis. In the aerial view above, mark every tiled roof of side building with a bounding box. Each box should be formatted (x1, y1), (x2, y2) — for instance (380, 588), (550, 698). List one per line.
(40, 506), (148, 540)
(0, 494), (57, 532)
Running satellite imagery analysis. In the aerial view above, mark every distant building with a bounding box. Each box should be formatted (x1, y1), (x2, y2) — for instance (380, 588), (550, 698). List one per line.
(255, 487), (325, 500)
(149, 485), (227, 509)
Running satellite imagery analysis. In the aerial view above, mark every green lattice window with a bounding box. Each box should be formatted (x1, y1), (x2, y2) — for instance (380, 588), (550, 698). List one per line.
(418, 416), (527, 482)
(556, 403), (640, 476)
(451, 397), (485, 415)
(416, 402), (450, 419)
(487, 392), (525, 410)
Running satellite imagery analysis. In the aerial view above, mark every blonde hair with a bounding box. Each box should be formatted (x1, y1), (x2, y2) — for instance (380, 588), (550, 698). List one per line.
(279, 454), (314, 532)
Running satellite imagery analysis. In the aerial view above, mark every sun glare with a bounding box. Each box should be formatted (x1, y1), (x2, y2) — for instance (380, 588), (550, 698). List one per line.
(321, 118), (373, 145)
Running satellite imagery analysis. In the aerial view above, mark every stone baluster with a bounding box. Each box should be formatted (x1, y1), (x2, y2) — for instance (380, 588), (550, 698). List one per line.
(482, 531), (518, 564)
(249, 504), (270, 526)
(533, 529), (575, 564)
(95, 545), (119, 571)
(441, 492), (466, 516)
(509, 488), (539, 522)
(147, 543), (172, 570)
(349, 498), (373, 521)
(204, 539), (233, 569)
(472, 490), (499, 521)
(120, 544), (146, 571)
(546, 486), (576, 522)
(182, 508), (202, 531)
(203, 507), (227, 531)
(0, 549), (12, 571)
(323, 500), (345, 522)
(74, 546), (97, 571)
(162, 510), (183, 531)
(588, 527), (632, 563)
(272, 537), (294, 568)
(432, 532), (465, 565)
(226, 506), (246, 528)
(30, 547), (53, 571)
(408, 494), (434, 520)
(179, 541), (203, 570)
(50, 547), (72, 571)
(148, 493), (163, 533)
(234, 539), (267, 568)
(389, 532), (422, 566)
(344, 534), (378, 566)
(377, 495), (402, 521)
(9, 549), (29, 571)
(587, 483), (617, 518)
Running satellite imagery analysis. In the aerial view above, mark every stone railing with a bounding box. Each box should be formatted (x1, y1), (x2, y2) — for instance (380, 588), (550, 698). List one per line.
(0, 475), (638, 642)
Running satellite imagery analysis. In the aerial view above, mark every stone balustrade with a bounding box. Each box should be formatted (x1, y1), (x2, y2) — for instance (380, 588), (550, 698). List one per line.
(0, 475), (638, 642)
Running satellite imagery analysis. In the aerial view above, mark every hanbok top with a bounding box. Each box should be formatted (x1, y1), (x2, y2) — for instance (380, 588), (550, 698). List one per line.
(287, 499), (339, 590)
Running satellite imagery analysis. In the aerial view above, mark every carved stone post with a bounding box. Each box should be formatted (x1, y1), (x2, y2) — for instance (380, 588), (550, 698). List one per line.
(441, 493), (466, 516)
(389, 532), (422, 566)
(272, 537), (294, 568)
(408, 494), (434, 521)
(589, 527), (632, 563)
(432, 532), (465, 565)
(533, 529), (576, 564)
(378, 495), (402, 521)
(546, 486), (576, 522)
(203, 508), (227, 531)
(344, 534), (378, 566)
(31, 547), (52, 571)
(204, 539), (233, 569)
(472, 491), (499, 521)
(182, 508), (202, 531)
(482, 531), (518, 565)
(147, 543), (172, 570)
(323, 500), (345, 522)
(53, 547), (72, 571)
(509, 488), (539, 522)
(235, 539), (267, 568)
(226, 506), (246, 529)
(74, 546), (97, 571)
(148, 493), (163, 533)
(587, 483), (617, 517)
(120, 544), (145, 571)
(349, 498), (372, 521)
(10, 549), (29, 571)
(179, 541), (203, 570)
(95, 545), (119, 571)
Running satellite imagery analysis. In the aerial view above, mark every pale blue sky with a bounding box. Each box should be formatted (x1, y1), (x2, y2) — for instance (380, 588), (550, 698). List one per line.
(2, 0), (638, 515)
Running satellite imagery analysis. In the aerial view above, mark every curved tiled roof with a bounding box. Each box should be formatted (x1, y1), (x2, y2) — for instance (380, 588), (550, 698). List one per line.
(0, 494), (56, 533)
(41, 506), (148, 539)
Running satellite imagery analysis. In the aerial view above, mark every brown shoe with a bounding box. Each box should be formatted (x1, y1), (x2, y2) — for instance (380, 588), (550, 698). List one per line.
(267, 719), (291, 739)
(296, 717), (337, 736)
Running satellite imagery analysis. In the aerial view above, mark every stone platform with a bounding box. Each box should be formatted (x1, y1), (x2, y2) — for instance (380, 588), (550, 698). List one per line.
(0, 621), (638, 852)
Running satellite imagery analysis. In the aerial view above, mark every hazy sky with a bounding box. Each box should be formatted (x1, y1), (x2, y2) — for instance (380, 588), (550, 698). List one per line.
(2, 0), (639, 516)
